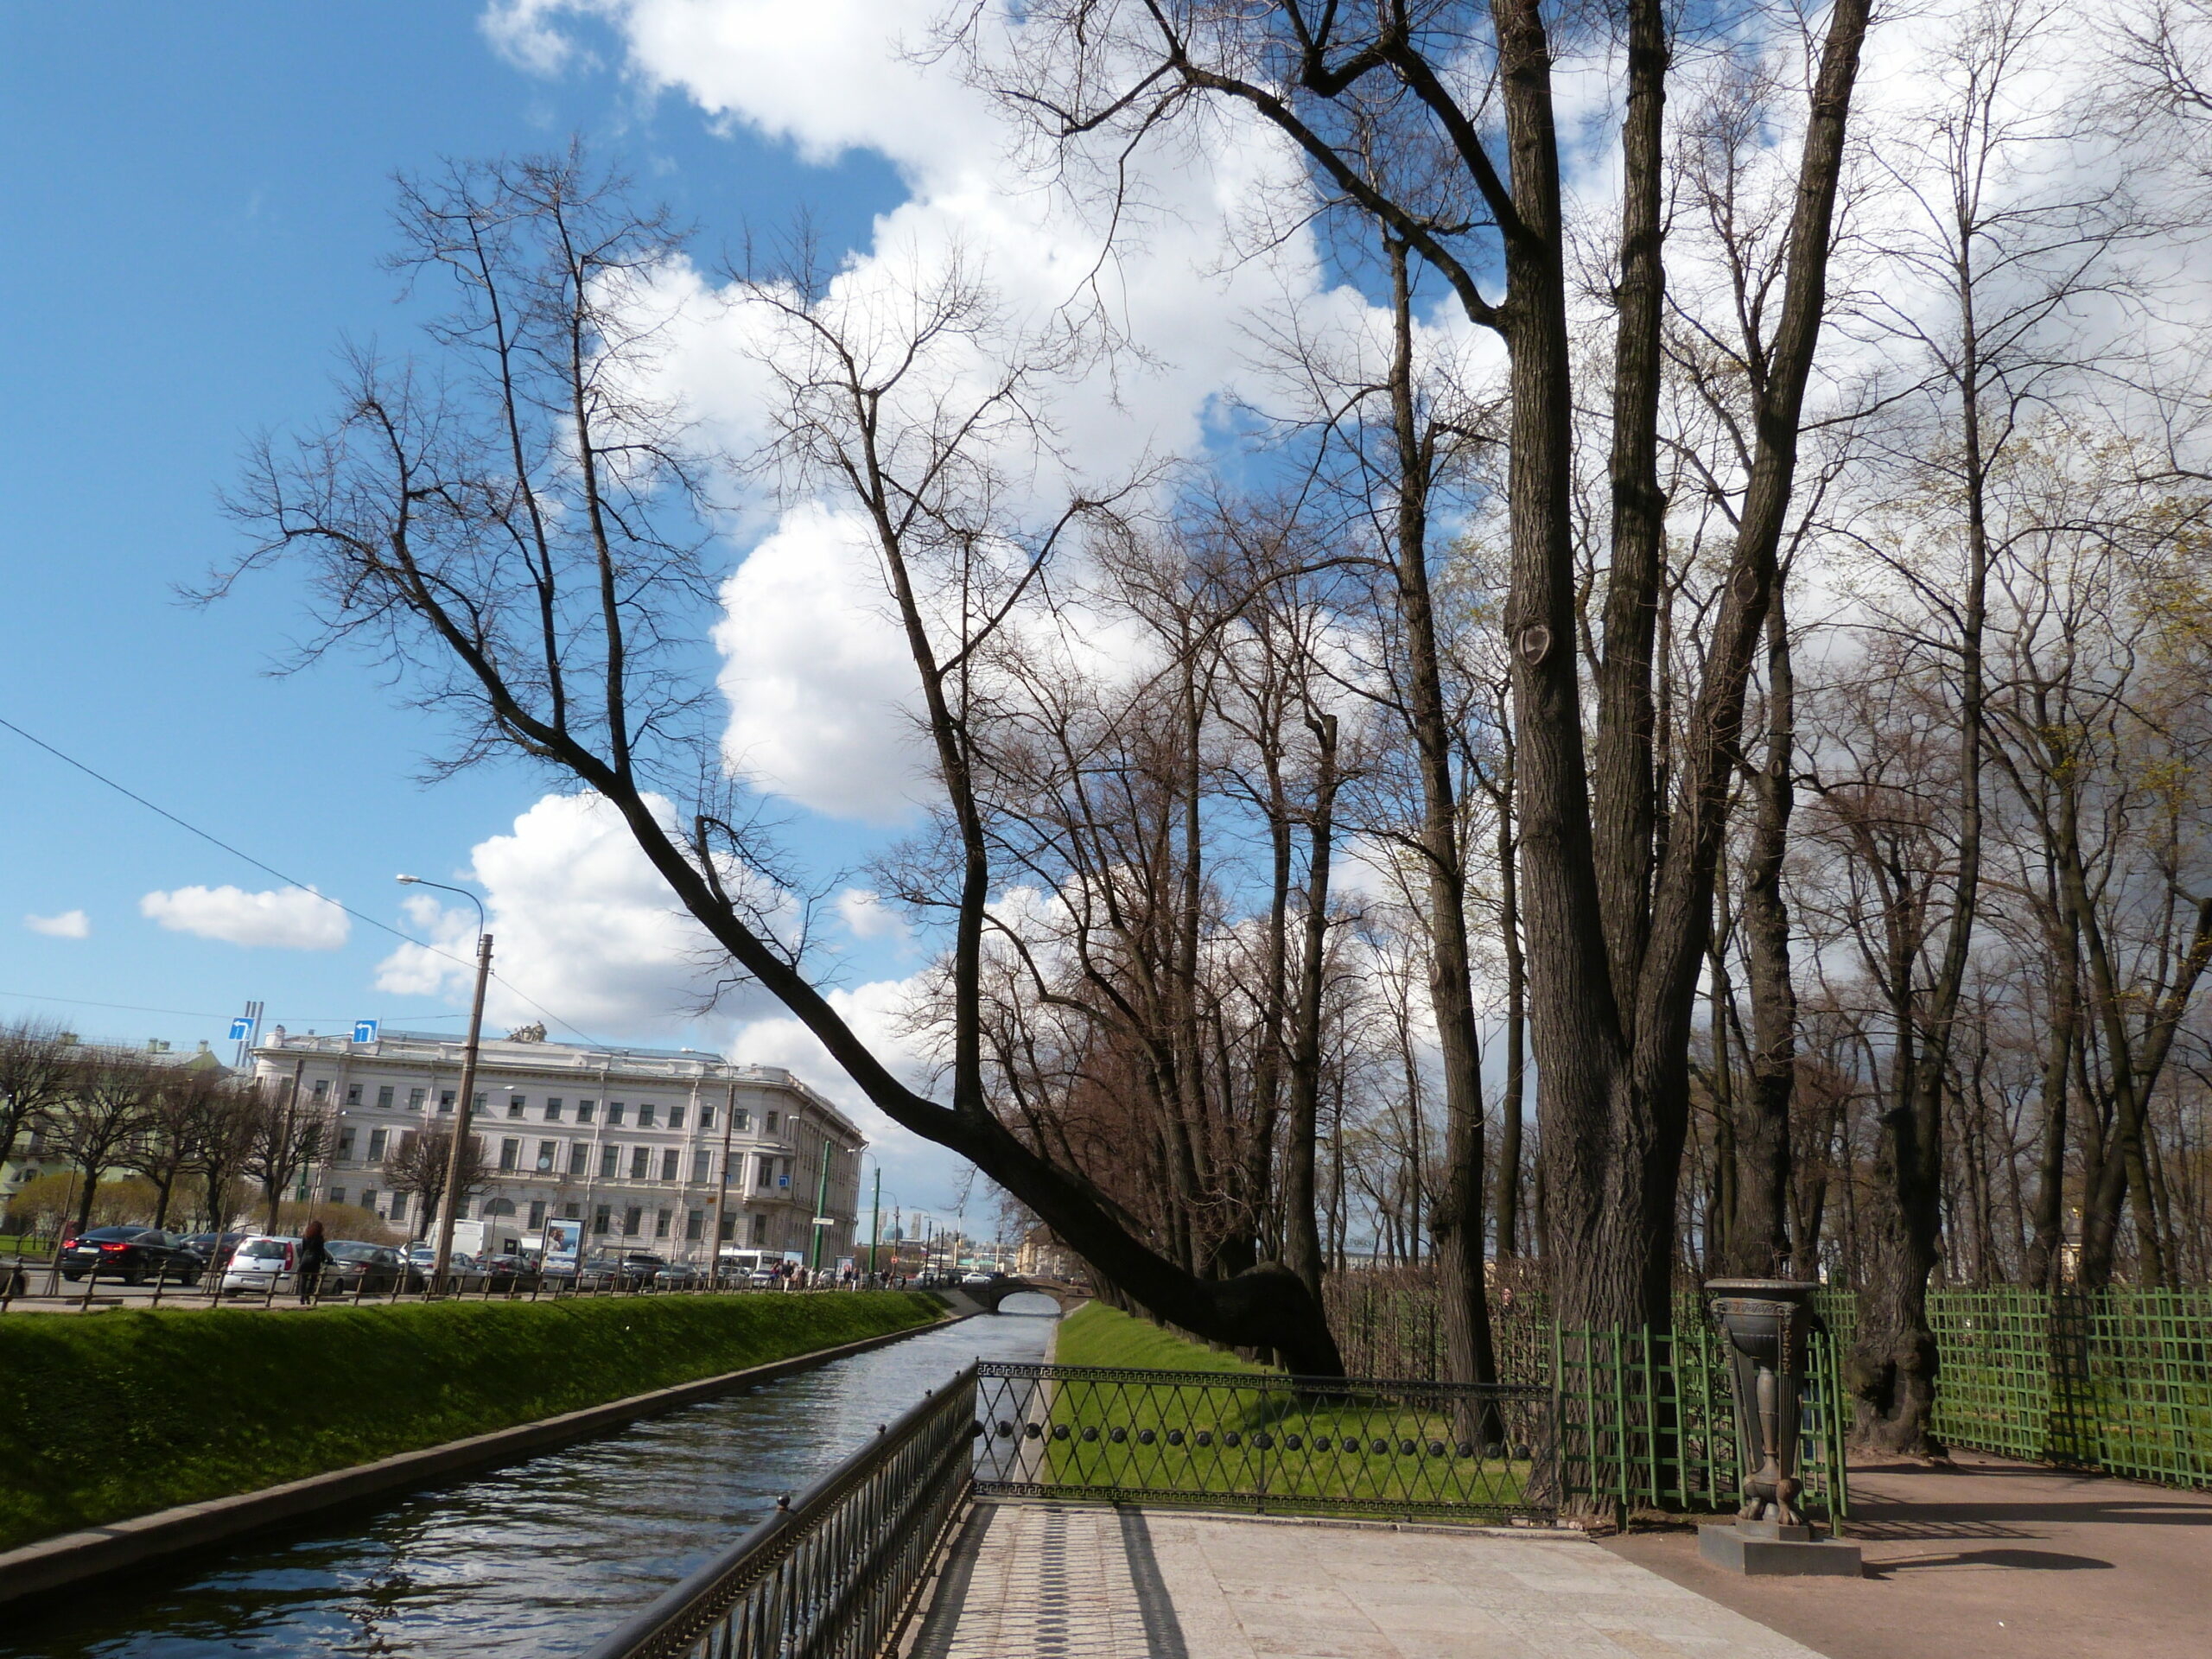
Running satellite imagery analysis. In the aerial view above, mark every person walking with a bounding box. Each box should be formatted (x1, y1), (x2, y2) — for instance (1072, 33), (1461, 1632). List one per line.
(296, 1219), (331, 1305)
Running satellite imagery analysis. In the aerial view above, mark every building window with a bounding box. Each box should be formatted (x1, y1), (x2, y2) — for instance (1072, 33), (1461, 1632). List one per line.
(561, 1201), (582, 1222)
(623, 1205), (642, 1236)
(499, 1138), (520, 1173)
(409, 1087), (426, 1110)
(544, 1097), (563, 1121)
(670, 1105), (686, 1130)
(765, 1109), (778, 1134)
(376, 1085), (395, 1109)
(569, 1142), (588, 1177)
(507, 1096), (525, 1118)
(630, 1146), (651, 1180)
(719, 1214), (736, 1242)
(699, 1105), (715, 1131)
(592, 1204), (611, 1236)
(639, 1103), (657, 1128)
(390, 1192), (407, 1220)
(685, 1209), (705, 1241)
(330, 1186), (346, 1206)
(654, 1208), (672, 1238)
(600, 1145), (620, 1179)
(577, 1099), (595, 1122)
(337, 1127), (357, 1160)
(439, 1090), (456, 1114)
(657, 1148), (677, 1182)
(757, 1154), (774, 1189)
(312, 1078), (331, 1102)
(527, 1199), (548, 1230)
(735, 1109), (751, 1132)
(779, 1159), (791, 1190)
(368, 1128), (389, 1161)
(363, 1187), (378, 1215)
(345, 1084), (362, 1106)
(750, 1213), (767, 1244)
(473, 1092), (488, 1111)
(537, 1140), (557, 1173)
(608, 1102), (626, 1126)
(692, 1150), (710, 1183)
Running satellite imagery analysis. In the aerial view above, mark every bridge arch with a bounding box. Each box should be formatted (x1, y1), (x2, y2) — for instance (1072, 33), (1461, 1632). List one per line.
(960, 1276), (1089, 1315)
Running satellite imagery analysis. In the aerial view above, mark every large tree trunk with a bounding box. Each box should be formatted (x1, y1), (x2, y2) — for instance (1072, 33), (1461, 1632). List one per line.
(1281, 713), (1337, 1300)
(1381, 239), (1497, 1390)
(1732, 598), (1798, 1277)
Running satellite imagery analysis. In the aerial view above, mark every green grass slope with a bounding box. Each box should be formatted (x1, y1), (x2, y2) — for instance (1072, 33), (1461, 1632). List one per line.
(1050, 1303), (1273, 1372)
(0, 1290), (943, 1552)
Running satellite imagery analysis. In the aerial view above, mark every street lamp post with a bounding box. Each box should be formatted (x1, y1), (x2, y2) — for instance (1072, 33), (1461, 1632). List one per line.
(397, 875), (492, 1292)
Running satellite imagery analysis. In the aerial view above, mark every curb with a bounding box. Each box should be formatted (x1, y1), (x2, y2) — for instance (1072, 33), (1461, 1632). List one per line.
(0, 1308), (967, 1609)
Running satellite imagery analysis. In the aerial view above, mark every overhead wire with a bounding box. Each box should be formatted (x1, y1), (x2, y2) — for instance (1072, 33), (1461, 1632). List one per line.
(0, 714), (620, 1052)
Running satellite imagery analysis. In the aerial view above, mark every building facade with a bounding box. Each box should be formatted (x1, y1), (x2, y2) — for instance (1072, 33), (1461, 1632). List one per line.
(251, 1027), (865, 1262)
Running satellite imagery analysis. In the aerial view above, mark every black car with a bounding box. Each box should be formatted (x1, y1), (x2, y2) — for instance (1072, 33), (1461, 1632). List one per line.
(178, 1231), (250, 1274)
(576, 1250), (667, 1289)
(323, 1241), (422, 1294)
(60, 1226), (203, 1285)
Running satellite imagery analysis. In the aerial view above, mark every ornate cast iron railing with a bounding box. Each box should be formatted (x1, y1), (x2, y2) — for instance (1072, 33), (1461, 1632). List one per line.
(973, 1362), (1557, 1522)
(583, 1367), (977, 1659)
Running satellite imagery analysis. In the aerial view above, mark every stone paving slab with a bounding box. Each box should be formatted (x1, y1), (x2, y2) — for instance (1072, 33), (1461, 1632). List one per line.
(909, 1503), (1832, 1658)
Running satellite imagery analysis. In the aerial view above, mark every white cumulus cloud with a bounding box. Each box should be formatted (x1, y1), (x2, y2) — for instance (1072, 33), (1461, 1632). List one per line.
(139, 886), (349, 950)
(23, 910), (90, 939)
(375, 791), (791, 1035)
(836, 887), (910, 943)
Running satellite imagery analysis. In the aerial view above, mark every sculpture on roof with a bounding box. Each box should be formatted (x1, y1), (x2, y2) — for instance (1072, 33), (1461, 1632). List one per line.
(505, 1021), (548, 1043)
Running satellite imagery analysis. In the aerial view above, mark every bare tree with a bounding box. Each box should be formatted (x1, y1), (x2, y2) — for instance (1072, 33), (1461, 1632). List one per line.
(0, 1019), (77, 1181)
(243, 1077), (331, 1234)
(981, 0), (1874, 1342)
(46, 1052), (158, 1236)
(383, 1125), (491, 1241)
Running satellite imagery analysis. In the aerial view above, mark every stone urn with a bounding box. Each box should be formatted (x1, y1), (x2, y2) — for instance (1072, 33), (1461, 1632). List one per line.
(1704, 1279), (1821, 1530)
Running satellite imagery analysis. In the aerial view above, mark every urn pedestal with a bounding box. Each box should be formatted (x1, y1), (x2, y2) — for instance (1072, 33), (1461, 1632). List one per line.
(1699, 1279), (1863, 1578)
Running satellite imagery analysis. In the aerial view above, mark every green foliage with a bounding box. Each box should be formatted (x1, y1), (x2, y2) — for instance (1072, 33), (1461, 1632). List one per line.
(0, 1290), (943, 1551)
(1052, 1304), (1274, 1374)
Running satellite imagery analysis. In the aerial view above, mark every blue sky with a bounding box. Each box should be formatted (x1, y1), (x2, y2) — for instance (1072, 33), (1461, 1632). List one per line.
(0, 5), (982, 1208)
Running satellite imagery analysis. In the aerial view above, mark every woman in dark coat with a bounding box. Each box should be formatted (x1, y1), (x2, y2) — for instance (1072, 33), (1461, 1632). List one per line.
(296, 1218), (331, 1304)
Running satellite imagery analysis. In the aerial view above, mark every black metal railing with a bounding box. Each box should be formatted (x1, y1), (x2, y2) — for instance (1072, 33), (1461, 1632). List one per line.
(973, 1362), (1556, 1522)
(584, 1367), (978, 1659)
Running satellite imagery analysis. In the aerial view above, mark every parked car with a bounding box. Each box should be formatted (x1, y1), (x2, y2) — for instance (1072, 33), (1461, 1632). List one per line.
(58, 1226), (203, 1286)
(476, 1252), (540, 1289)
(323, 1241), (420, 1294)
(178, 1231), (251, 1276)
(654, 1262), (707, 1289)
(961, 1270), (997, 1287)
(576, 1250), (667, 1289)
(219, 1234), (302, 1295)
(747, 1265), (783, 1287)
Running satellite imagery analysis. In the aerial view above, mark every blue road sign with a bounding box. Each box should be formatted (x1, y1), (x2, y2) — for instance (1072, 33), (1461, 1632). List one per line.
(228, 1016), (255, 1042)
(353, 1020), (380, 1045)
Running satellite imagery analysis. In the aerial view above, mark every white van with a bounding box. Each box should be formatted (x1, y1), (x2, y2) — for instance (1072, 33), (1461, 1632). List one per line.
(220, 1235), (301, 1295)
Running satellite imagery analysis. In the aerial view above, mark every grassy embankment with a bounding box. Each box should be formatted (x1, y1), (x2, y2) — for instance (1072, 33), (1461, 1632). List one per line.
(0, 1290), (944, 1552)
(1030, 1302), (1529, 1517)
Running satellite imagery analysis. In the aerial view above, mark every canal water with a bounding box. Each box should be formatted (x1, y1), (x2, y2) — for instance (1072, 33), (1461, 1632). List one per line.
(1, 1308), (1057, 1658)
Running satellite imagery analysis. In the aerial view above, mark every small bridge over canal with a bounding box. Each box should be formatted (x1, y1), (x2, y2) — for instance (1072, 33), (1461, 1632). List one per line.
(944, 1275), (1089, 1314)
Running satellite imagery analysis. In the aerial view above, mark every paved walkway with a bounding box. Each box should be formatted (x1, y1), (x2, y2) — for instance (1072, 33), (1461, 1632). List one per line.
(907, 1503), (1828, 1658)
(1605, 1450), (2212, 1659)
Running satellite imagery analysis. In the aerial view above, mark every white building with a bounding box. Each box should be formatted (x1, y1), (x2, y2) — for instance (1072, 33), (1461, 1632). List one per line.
(251, 1027), (865, 1262)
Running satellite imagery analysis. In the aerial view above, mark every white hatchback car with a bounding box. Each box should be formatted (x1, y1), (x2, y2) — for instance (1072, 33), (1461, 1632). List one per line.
(220, 1235), (302, 1295)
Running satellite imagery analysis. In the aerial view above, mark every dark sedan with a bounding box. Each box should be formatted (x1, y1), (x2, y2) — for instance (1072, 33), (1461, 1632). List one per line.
(60, 1226), (202, 1285)
(323, 1241), (423, 1294)
(179, 1231), (250, 1274)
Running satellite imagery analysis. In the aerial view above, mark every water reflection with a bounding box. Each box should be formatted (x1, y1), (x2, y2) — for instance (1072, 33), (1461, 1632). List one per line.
(3, 1312), (1055, 1659)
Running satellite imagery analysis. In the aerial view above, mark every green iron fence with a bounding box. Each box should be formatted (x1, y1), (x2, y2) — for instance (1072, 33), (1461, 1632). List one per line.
(1921, 1287), (2211, 1486)
(1326, 1270), (2209, 1496)
(972, 1363), (1558, 1523)
(1553, 1319), (1851, 1533)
